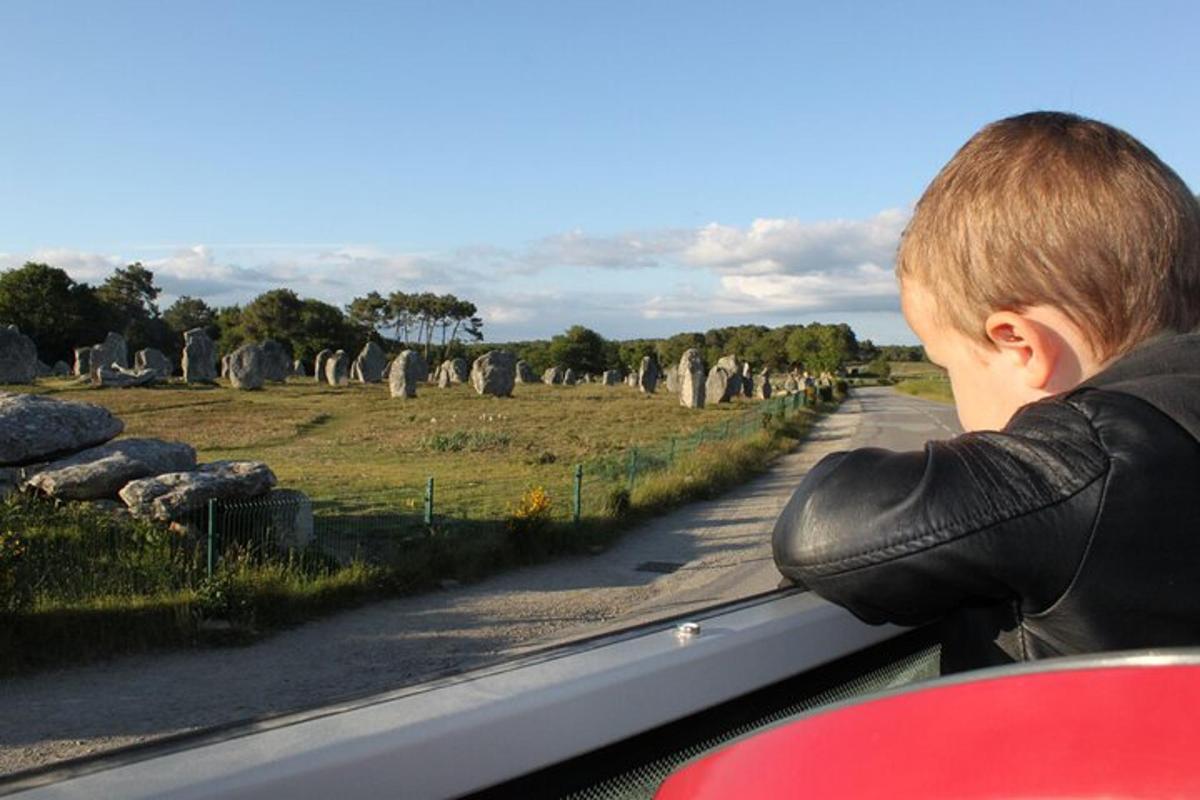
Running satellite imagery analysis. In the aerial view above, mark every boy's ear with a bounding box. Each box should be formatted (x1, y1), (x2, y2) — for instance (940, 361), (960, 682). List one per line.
(983, 310), (1059, 390)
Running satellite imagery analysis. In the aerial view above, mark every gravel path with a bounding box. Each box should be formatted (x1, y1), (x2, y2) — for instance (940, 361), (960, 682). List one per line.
(0, 387), (959, 777)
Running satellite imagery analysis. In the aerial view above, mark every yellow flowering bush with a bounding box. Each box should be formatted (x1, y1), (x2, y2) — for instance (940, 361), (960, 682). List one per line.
(507, 486), (552, 537)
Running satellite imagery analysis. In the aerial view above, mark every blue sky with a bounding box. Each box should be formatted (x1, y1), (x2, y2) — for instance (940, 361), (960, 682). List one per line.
(1, 1), (1197, 344)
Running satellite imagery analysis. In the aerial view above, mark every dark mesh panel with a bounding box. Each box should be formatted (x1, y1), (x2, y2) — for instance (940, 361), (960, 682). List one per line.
(559, 644), (941, 800)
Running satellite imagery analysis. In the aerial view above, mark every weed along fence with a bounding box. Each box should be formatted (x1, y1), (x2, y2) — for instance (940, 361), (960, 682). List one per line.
(180, 391), (817, 578)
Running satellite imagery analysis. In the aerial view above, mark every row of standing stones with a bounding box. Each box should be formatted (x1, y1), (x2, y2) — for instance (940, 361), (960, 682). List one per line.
(0, 324), (811, 410)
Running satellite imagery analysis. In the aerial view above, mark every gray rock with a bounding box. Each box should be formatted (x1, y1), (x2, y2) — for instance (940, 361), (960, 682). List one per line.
(73, 347), (92, 377)
(664, 365), (680, 394)
(325, 350), (349, 386)
(93, 364), (158, 387)
(706, 366), (738, 404)
(542, 366), (564, 385)
(388, 350), (423, 399)
(260, 340), (291, 383)
(228, 344), (266, 390)
(52, 360), (70, 376)
(515, 360), (536, 383)
(314, 349), (333, 385)
(292, 359), (307, 377)
(626, 373), (638, 387)
(25, 438), (198, 501)
(220, 354), (231, 378)
(264, 488), (314, 551)
(756, 369), (773, 400)
(638, 356), (659, 394)
(562, 368), (577, 386)
(35, 360), (52, 378)
(0, 326), (39, 384)
(134, 348), (173, 379)
(350, 360), (363, 382)
(446, 358), (468, 383)
(0, 392), (124, 466)
(182, 328), (217, 383)
(470, 350), (516, 397)
(715, 355), (743, 398)
(119, 460), (278, 521)
(742, 362), (754, 398)
(602, 369), (621, 386)
(679, 349), (706, 409)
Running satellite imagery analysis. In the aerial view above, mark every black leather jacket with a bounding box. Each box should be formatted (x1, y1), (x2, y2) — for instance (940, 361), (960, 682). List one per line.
(773, 333), (1200, 673)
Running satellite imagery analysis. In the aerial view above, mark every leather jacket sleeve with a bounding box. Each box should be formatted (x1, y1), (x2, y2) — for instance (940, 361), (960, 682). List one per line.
(772, 398), (1111, 627)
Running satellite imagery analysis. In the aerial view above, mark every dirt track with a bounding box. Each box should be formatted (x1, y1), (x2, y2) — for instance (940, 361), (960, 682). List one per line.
(0, 387), (959, 777)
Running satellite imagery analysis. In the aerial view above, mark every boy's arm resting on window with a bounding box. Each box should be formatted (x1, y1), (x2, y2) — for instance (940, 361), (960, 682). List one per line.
(771, 400), (1109, 626)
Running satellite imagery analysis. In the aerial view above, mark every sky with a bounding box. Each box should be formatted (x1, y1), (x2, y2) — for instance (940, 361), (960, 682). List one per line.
(1, 0), (1197, 345)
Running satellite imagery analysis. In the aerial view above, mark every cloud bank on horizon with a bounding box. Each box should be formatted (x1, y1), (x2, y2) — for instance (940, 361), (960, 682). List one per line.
(0, 208), (913, 343)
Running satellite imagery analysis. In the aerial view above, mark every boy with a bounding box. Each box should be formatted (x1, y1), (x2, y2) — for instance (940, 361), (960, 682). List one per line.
(772, 111), (1200, 673)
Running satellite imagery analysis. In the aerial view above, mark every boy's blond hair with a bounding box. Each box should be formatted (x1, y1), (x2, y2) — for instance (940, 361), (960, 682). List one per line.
(897, 111), (1200, 360)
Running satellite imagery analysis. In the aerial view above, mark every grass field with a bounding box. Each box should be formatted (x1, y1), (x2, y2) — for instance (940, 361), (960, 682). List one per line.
(17, 377), (782, 518)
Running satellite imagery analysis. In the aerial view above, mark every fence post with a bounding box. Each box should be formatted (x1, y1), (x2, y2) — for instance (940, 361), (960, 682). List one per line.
(206, 497), (215, 579)
(573, 464), (583, 524)
(424, 477), (434, 525)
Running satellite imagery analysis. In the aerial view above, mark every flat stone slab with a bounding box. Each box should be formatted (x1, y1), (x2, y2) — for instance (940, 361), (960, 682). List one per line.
(0, 392), (124, 467)
(119, 460), (278, 520)
(25, 438), (197, 500)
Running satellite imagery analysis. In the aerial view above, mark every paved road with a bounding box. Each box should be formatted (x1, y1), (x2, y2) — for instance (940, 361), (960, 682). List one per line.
(0, 387), (960, 777)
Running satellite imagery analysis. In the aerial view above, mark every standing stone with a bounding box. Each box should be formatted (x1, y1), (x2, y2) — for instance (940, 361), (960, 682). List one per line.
(562, 368), (577, 386)
(602, 369), (621, 386)
(350, 360), (363, 382)
(637, 356), (659, 394)
(182, 328), (218, 383)
(134, 348), (173, 380)
(542, 366), (564, 385)
(679, 349), (706, 409)
(389, 350), (422, 399)
(446, 358), (468, 383)
(325, 350), (349, 387)
(470, 350), (516, 397)
(715, 355), (743, 398)
(664, 365), (680, 394)
(353, 342), (388, 383)
(755, 369), (773, 400)
(314, 349), (333, 385)
(228, 344), (266, 390)
(741, 363), (755, 398)
(0, 392), (124, 466)
(706, 366), (738, 404)
(437, 362), (452, 388)
(220, 354), (231, 379)
(515, 360), (536, 383)
(260, 340), (291, 383)
(73, 347), (92, 377)
(0, 326), (38, 384)
(293, 359), (307, 377)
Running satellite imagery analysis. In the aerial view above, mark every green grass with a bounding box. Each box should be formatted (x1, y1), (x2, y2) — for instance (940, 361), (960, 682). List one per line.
(893, 377), (955, 404)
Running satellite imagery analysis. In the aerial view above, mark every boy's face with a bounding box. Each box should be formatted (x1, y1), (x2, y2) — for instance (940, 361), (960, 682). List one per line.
(900, 279), (1026, 432)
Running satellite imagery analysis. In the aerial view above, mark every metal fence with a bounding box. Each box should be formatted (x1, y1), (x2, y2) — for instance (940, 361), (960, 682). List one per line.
(5, 390), (819, 605)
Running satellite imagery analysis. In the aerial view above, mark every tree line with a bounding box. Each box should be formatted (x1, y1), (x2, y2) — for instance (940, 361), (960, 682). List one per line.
(0, 260), (920, 374)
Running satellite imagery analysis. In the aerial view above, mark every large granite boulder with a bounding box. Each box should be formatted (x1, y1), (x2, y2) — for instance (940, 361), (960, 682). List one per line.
(220, 354), (231, 378)
(314, 349), (333, 385)
(706, 366), (738, 404)
(0, 392), (124, 466)
(664, 365), (680, 394)
(542, 366), (564, 385)
(73, 346), (92, 377)
(25, 438), (197, 501)
(228, 344), (266, 390)
(679, 349), (706, 409)
(0, 326), (39, 384)
(293, 359), (307, 377)
(602, 369), (621, 386)
(562, 368), (578, 386)
(325, 350), (349, 386)
(263, 488), (314, 551)
(515, 360), (536, 383)
(715, 355), (743, 398)
(470, 350), (516, 397)
(182, 328), (217, 383)
(134, 348), (173, 380)
(755, 369), (773, 400)
(741, 363), (755, 398)
(260, 339), (291, 383)
(353, 341), (389, 383)
(637, 356), (659, 394)
(93, 364), (158, 387)
(119, 460), (278, 521)
(445, 358), (468, 384)
(389, 350), (422, 399)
